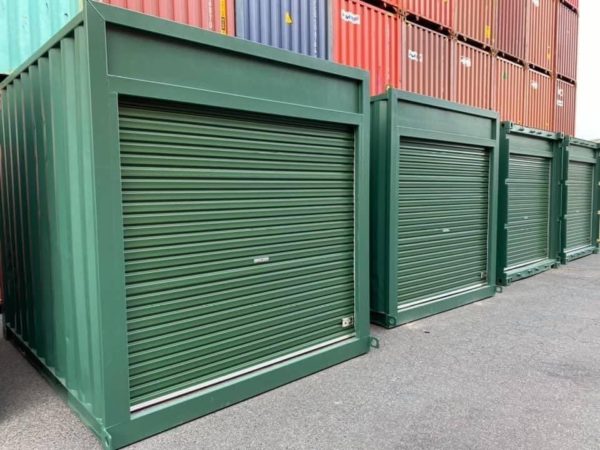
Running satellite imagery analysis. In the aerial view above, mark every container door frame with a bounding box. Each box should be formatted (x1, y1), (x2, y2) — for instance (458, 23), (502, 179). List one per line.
(560, 137), (600, 263)
(378, 90), (499, 328)
(497, 123), (562, 286)
(84, 3), (371, 448)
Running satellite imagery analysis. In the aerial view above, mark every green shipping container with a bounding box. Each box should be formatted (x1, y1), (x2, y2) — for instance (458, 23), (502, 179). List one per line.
(497, 123), (563, 285)
(370, 90), (499, 328)
(0, 2), (371, 448)
(560, 137), (600, 263)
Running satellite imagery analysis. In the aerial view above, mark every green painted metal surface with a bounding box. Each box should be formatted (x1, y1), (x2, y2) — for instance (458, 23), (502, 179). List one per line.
(370, 90), (499, 328)
(0, 0), (83, 74)
(497, 124), (562, 286)
(0, 2), (371, 448)
(560, 137), (600, 263)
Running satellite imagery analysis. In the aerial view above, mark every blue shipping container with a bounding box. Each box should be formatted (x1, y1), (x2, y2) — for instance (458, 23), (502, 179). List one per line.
(235, 0), (330, 59)
(0, 0), (82, 74)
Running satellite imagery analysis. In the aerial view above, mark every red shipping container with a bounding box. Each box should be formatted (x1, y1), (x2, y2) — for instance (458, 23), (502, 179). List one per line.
(332, 0), (400, 96)
(401, 21), (450, 99)
(563, 0), (578, 11)
(455, 0), (496, 47)
(100, 0), (235, 35)
(527, 0), (555, 71)
(495, 57), (525, 123)
(555, 2), (578, 81)
(554, 78), (576, 135)
(525, 68), (553, 131)
(396, 0), (455, 29)
(497, 0), (526, 61)
(452, 42), (492, 110)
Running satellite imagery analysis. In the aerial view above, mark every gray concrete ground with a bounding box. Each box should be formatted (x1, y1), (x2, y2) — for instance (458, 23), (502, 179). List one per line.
(1, 255), (599, 450)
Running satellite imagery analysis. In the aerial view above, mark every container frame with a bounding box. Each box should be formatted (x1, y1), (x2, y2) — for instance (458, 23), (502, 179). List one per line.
(559, 137), (600, 263)
(370, 90), (499, 329)
(0, 2), (372, 448)
(496, 123), (563, 286)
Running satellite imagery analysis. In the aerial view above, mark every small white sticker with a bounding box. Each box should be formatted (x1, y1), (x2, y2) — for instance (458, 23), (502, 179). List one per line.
(557, 99), (564, 107)
(442, 228), (451, 233)
(253, 256), (270, 264)
(557, 88), (564, 97)
(341, 10), (360, 25)
(532, 0), (540, 7)
(460, 56), (472, 68)
(531, 81), (539, 90)
(408, 50), (423, 62)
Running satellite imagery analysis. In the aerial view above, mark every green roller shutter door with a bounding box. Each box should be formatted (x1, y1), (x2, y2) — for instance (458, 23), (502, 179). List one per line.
(506, 156), (551, 269)
(566, 161), (594, 251)
(397, 140), (490, 308)
(119, 102), (356, 409)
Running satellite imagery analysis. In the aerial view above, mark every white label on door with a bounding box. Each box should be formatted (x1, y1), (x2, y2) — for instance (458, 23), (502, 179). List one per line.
(532, 0), (540, 7)
(557, 88), (564, 97)
(253, 256), (270, 264)
(408, 50), (423, 62)
(557, 99), (564, 107)
(341, 10), (360, 25)
(531, 81), (539, 90)
(460, 56), (472, 68)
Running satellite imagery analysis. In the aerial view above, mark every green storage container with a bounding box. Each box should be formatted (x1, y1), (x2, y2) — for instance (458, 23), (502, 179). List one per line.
(560, 137), (600, 263)
(370, 90), (499, 328)
(0, 2), (371, 448)
(497, 123), (563, 285)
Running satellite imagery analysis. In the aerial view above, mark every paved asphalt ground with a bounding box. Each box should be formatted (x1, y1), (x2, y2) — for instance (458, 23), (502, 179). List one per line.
(1, 255), (599, 450)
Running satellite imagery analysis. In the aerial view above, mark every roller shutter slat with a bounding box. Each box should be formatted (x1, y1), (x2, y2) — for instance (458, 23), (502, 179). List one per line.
(566, 161), (594, 250)
(119, 102), (355, 408)
(397, 140), (490, 307)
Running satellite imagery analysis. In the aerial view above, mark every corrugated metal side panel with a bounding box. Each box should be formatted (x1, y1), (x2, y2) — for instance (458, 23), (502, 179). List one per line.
(453, 41), (492, 110)
(0, 0), (82, 74)
(100, 0), (235, 35)
(397, 140), (489, 306)
(332, 0), (400, 95)
(401, 21), (450, 100)
(235, 0), (328, 58)
(525, 69), (553, 131)
(455, 0), (496, 46)
(506, 155), (551, 268)
(497, 0), (526, 60)
(563, 0), (577, 11)
(398, 0), (454, 29)
(554, 79), (576, 135)
(118, 101), (356, 408)
(495, 58), (524, 123)
(527, 0), (555, 71)
(566, 161), (594, 250)
(556, 2), (578, 81)
(0, 26), (104, 420)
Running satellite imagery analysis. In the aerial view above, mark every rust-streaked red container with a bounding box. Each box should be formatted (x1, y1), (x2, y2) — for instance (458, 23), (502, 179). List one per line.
(495, 57), (525, 123)
(452, 41), (492, 110)
(554, 78), (576, 135)
(555, 2), (578, 81)
(527, 0), (556, 71)
(525, 68), (553, 131)
(455, 0), (496, 47)
(389, 0), (454, 29)
(401, 20), (450, 99)
(497, 0), (526, 61)
(100, 0), (235, 35)
(332, 0), (400, 96)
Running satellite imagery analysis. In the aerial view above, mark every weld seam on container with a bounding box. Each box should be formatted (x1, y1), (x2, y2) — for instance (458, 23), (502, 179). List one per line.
(559, 138), (600, 263)
(370, 90), (499, 328)
(0, 2), (371, 448)
(497, 123), (563, 286)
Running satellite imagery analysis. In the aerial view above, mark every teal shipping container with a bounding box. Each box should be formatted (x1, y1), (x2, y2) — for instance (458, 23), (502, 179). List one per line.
(0, 0), (82, 74)
(560, 138), (600, 263)
(0, 2), (371, 448)
(370, 90), (499, 328)
(497, 123), (563, 286)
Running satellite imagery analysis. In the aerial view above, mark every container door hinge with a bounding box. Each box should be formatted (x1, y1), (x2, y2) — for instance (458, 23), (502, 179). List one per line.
(369, 337), (380, 349)
(341, 316), (354, 328)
